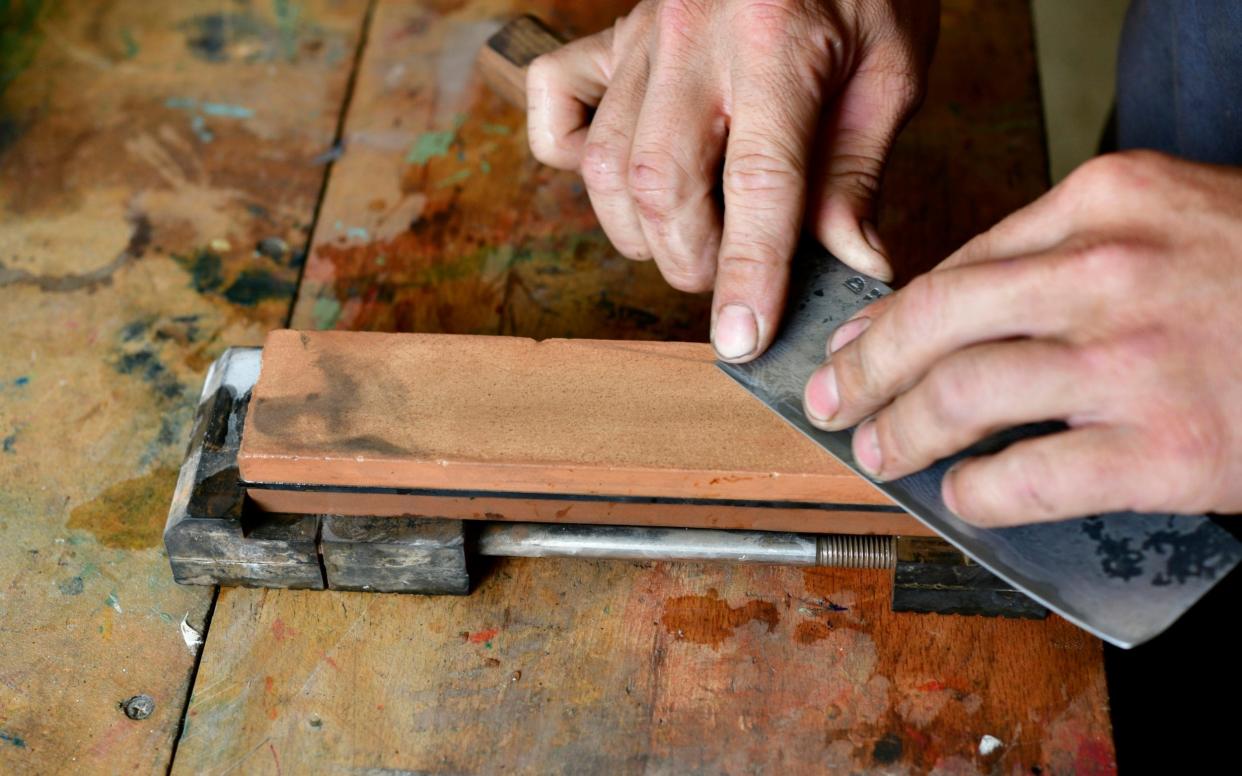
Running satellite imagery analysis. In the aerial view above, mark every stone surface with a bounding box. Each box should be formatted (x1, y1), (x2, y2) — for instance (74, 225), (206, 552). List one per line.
(239, 330), (889, 506)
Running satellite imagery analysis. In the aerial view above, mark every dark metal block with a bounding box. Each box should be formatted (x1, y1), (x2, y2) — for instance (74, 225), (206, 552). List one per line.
(321, 515), (469, 594)
(164, 348), (325, 590)
(891, 537), (1047, 619)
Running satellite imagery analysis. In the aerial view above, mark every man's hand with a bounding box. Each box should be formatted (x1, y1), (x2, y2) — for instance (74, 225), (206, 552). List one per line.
(803, 151), (1242, 526)
(526, 0), (936, 361)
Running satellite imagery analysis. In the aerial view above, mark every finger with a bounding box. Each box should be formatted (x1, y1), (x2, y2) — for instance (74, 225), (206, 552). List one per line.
(805, 251), (1098, 430)
(713, 41), (827, 362)
(526, 30), (614, 170)
(581, 49), (652, 261)
(627, 41), (726, 292)
(807, 46), (923, 282)
(944, 425), (1153, 526)
(845, 339), (1096, 480)
(826, 294), (896, 356)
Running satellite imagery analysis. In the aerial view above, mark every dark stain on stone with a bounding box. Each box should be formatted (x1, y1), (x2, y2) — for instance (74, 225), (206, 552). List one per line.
(335, 435), (410, 457)
(250, 351), (411, 457)
(58, 576), (84, 595)
(873, 733), (903, 765)
(660, 588), (780, 648)
(68, 466), (179, 549)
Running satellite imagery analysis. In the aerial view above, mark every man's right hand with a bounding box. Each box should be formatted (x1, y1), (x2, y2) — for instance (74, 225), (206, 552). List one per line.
(526, 0), (937, 362)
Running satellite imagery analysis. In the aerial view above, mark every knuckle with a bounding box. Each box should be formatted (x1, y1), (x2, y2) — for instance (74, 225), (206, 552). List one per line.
(730, 0), (800, 52)
(877, 411), (920, 470)
(581, 137), (630, 194)
(654, 0), (709, 45)
(1059, 239), (1156, 301)
(824, 149), (885, 202)
(923, 360), (978, 429)
(526, 53), (558, 88)
(1069, 150), (1163, 194)
(1135, 406), (1226, 512)
(627, 150), (691, 218)
(723, 148), (802, 198)
(659, 263), (713, 292)
(1003, 448), (1062, 520)
(892, 271), (948, 342)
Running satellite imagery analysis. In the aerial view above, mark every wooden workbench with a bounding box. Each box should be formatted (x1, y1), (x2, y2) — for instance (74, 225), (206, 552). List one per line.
(0, 1), (1116, 773)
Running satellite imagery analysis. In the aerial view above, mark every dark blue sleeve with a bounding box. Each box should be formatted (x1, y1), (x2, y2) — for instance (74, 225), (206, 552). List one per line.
(1116, 0), (1242, 165)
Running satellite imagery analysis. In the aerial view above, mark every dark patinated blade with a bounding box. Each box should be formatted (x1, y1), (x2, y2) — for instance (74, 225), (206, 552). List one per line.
(719, 246), (1242, 648)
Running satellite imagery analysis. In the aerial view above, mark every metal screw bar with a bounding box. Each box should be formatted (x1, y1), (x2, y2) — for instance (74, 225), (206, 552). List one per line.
(816, 534), (895, 569)
(476, 522), (896, 569)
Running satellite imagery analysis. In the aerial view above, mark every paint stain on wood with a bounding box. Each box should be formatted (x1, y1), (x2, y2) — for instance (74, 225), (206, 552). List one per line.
(67, 466), (177, 549)
(660, 589), (779, 648)
(794, 620), (832, 645)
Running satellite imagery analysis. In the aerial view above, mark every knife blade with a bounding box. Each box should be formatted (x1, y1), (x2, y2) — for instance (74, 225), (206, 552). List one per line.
(719, 246), (1242, 648)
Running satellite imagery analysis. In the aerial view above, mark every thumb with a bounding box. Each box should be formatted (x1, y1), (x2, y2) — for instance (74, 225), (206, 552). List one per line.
(807, 51), (924, 282)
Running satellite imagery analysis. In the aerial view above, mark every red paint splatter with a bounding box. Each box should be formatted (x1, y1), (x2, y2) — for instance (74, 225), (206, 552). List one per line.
(918, 680), (948, 692)
(324, 655), (340, 671)
(269, 742), (282, 776)
(467, 627), (498, 644)
(271, 618), (298, 642)
(1075, 737), (1117, 775)
(264, 676), (280, 720)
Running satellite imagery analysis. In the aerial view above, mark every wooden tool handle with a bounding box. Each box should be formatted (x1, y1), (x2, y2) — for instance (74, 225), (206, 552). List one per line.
(477, 15), (564, 109)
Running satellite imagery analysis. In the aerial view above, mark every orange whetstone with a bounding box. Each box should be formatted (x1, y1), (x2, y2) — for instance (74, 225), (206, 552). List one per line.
(239, 330), (897, 514)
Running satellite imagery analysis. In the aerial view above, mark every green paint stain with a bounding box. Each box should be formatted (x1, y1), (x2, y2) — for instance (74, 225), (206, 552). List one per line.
(201, 102), (253, 119)
(120, 28), (139, 59)
(374, 255), (386, 266)
(105, 591), (122, 613)
(406, 130), (456, 165)
(405, 114), (467, 164)
(273, 0), (301, 61)
(481, 123), (511, 136)
(312, 295), (342, 330)
(435, 168), (472, 189)
(0, 0), (47, 97)
(480, 160), (491, 174)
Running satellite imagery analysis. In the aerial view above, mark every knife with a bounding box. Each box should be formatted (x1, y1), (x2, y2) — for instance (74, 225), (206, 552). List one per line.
(719, 247), (1242, 648)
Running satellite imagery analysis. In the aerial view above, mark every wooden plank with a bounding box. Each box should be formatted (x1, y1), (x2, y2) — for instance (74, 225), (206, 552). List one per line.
(238, 330), (890, 506)
(176, 0), (1115, 773)
(0, 1), (367, 771)
(182, 563), (1113, 774)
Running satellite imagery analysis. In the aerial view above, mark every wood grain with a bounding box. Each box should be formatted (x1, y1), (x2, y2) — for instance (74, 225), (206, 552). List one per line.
(175, 0), (1116, 773)
(0, 1), (367, 771)
(239, 329), (891, 505)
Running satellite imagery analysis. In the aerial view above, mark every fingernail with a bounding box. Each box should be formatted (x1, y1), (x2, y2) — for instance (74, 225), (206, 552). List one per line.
(942, 462), (963, 516)
(804, 363), (839, 422)
(829, 316), (871, 354)
(713, 304), (758, 360)
(853, 418), (882, 478)
(861, 220), (885, 255)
